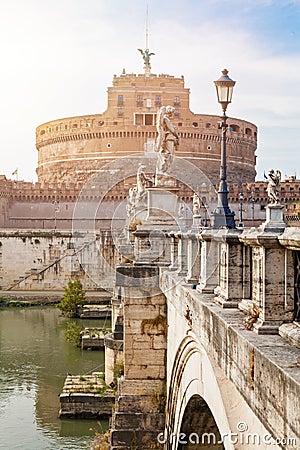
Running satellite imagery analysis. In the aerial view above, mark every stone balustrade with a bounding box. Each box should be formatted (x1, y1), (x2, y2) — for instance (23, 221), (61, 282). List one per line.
(130, 224), (299, 334)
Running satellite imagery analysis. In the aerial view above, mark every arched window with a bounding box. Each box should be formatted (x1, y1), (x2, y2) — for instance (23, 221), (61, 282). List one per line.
(229, 124), (240, 132)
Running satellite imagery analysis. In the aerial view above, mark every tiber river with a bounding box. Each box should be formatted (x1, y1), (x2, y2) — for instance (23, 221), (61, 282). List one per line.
(0, 306), (109, 450)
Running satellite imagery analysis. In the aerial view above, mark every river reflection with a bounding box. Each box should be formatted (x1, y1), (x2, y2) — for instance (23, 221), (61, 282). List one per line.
(0, 307), (109, 450)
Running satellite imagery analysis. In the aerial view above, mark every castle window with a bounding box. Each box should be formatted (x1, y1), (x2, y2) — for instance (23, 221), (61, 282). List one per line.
(229, 124), (240, 132)
(72, 123), (78, 128)
(155, 95), (161, 106)
(146, 98), (152, 108)
(174, 110), (179, 117)
(118, 109), (123, 116)
(145, 114), (154, 125)
(245, 127), (252, 136)
(174, 96), (180, 105)
(65, 125), (68, 130)
(192, 122), (198, 128)
(178, 122), (183, 127)
(40, 130), (45, 135)
(118, 95), (124, 106)
(135, 114), (143, 125)
(206, 123), (211, 129)
(137, 95), (143, 106)
(134, 113), (156, 126)
(160, 83), (165, 87)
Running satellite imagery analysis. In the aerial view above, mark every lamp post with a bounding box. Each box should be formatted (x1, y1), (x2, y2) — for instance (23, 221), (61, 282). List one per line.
(238, 191), (244, 227)
(211, 69), (236, 228)
(250, 192), (255, 225)
(201, 196), (208, 227)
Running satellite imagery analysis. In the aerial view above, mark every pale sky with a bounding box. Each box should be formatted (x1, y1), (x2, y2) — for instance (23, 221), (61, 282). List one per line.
(0, 0), (299, 182)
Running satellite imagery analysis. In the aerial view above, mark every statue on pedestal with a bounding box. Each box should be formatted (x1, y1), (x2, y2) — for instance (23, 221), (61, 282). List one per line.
(126, 164), (153, 220)
(192, 192), (201, 216)
(155, 106), (179, 186)
(267, 169), (281, 204)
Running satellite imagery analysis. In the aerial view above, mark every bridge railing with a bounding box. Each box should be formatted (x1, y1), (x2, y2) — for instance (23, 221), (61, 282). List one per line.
(160, 226), (300, 335)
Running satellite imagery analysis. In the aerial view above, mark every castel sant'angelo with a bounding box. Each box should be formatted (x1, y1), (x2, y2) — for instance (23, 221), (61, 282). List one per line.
(36, 57), (257, 186)
(0, 49), (299, 229)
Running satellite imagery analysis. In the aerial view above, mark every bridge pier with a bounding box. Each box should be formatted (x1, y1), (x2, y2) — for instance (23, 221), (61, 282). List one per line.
(110, 263), (167, 449)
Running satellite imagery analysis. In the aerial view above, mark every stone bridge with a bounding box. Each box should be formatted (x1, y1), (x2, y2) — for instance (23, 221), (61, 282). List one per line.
(109, 221), (300, 450)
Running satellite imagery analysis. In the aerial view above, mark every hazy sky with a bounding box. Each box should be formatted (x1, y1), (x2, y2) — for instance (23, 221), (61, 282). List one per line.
(1, 0), (299, 181)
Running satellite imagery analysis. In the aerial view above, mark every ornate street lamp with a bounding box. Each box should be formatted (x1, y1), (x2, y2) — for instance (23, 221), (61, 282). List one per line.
(238, 191), (244, 227)
(211, 69), (236, 228)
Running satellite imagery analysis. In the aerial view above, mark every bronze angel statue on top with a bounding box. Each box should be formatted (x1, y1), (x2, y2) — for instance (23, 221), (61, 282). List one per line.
(138, 48), (155, 71)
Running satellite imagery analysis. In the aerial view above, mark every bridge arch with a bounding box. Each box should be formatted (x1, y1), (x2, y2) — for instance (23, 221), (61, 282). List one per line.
(165, 333), (234, 450)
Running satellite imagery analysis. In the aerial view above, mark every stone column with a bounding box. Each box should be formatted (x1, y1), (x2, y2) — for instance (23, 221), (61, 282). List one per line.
(197, 230), (219, 294)
(169, 233), (179, 271)
(185, 233), (201, 284)
(238, 244), (253, 313)
(214, 229), (243, 308)
(176, 232), (188, 276)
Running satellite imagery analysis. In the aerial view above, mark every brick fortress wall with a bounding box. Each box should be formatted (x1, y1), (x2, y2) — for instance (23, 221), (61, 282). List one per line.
(1, 175), (300, 229)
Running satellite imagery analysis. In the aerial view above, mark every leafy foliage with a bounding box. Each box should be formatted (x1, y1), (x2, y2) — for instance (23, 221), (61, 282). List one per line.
(64, 321), (83, 347)
(57, 278), (85, 317)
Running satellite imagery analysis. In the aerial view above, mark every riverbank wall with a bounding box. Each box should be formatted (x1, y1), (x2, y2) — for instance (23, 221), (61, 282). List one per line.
(0, 230), (118, 292)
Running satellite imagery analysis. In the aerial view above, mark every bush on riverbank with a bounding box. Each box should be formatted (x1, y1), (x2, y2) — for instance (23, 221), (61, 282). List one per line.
(64, 321), (83, 347)
(57, 278), (85, 317)
(90, 430), (109, 450)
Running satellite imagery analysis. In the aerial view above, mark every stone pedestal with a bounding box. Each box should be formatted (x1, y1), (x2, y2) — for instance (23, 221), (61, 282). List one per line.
(192, 214), (202, 229)
(144, 187), (180, 228)
(263, 204), (287, 231)
(133, 229), (171, 265)
(240, 227), (294, 334)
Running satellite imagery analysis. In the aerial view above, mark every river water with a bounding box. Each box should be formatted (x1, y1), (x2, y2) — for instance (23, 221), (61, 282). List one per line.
(0, 306), (109, 450)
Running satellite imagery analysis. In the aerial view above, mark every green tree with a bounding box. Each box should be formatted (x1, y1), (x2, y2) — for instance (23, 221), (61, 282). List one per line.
(64, 321), (83, 347)
(57, 278), (85, 317)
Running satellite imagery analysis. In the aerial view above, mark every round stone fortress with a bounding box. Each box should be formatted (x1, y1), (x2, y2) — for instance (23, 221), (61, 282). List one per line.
(36, 70), (257, 185)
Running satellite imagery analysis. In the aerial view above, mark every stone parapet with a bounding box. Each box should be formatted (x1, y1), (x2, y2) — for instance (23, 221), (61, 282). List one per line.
(162, 270), (300, 449)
